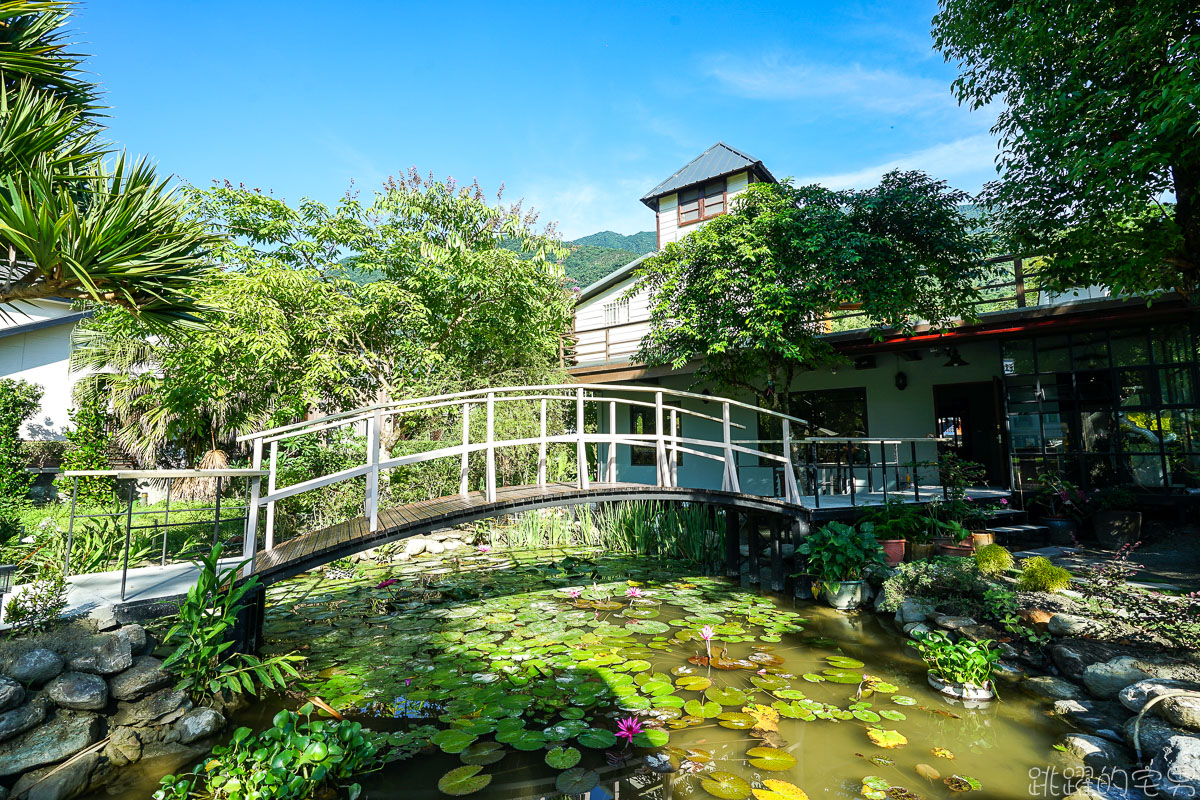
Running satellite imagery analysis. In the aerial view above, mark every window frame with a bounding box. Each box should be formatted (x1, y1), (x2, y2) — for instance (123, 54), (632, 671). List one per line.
(677, 178), (728, 228)
(603, 297), (630, 326)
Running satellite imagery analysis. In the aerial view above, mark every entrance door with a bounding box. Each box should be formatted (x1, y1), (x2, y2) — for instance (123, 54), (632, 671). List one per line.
(933, 381), (1006, 486)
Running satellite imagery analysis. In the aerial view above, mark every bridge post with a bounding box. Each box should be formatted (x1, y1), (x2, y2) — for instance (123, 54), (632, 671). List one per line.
(576, 387), (589, 490)
(265, 441), (278, 550)
(606, 400), (617, 483)
(722, 403), (740, 493)
(725, 508), (740, 579)
(781, 419), (800, 504)
(242, 438), (263, 578)
(485, 393), (497, 503)
(654, 392), (667, 487)
(769, 518), (785, 592)
(669, 407), (679, 487)
(366, 408), (381, 531)
(460, 401), (471, 497)
(537, 399), (547, 487)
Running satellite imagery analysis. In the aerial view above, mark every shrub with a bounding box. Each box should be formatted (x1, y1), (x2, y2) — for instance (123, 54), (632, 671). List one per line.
(56, 396), (115, 506)
(154, 703), (381, 800)
(908, 629), (1000, 688)
(4, 573), (67, 636)
(974, 543), (1014, 576)
(0, 379), (42, 504)
(796, 521), (885, 584)
(1018, 556), (1072, 593)
(1080, 543), (1200, 650)
(878, 556), (986, 613)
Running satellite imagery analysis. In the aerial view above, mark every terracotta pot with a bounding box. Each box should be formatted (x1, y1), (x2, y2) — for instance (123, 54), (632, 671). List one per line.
(880, 539), (907, 566)
(931, 536), (956, 548)
(927, 671), (994, 701)
(936, 542), (975, 557)
(970, 531), (995, 548)
(908, 542), (935, 561)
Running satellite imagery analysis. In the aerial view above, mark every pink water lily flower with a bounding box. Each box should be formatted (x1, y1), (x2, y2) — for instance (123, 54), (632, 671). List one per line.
(700, 624), (715, 656)
(568, 588), (583, 599)
(625, 586), (646, 599)
(615, 715), (644, 745)
(376, 578), (398, 589)
(477, 545), (491, 553)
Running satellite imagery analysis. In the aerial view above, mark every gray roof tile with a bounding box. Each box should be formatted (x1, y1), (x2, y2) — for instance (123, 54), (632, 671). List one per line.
(640, 142), (776, 207)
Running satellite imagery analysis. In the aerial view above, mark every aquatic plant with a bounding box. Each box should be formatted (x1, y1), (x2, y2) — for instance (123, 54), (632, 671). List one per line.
(700, 624), (715, 657)
(1017, 556), (1072, 593)
(907, 630), (1000, 689)
(615, 715), (644, 745)
(1079, 542), (1200, 650)
(973, 543), (1013, 576)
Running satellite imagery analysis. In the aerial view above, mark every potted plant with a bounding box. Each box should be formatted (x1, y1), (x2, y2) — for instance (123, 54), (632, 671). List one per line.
(795, 521), (886, 610)
(1036, 472), (1087, 545)
(859, 500), (921, 566)
(933, 519), (974, 555)
(908, 629), (1000, 701)
(1090, 487), (1140, 549)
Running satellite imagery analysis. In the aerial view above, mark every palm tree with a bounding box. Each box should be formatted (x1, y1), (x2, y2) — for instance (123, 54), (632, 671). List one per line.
(0, 1), (216, 322)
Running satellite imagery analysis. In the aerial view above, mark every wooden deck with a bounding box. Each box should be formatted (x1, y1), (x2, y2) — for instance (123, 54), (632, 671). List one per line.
(246, 481), (808, 586)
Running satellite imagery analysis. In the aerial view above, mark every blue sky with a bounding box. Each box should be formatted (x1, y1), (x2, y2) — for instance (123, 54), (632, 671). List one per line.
(75, 1), (999, 241)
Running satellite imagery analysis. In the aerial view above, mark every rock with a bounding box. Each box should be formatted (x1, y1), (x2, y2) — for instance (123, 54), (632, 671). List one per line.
(174, 707), (225, 744)
(1049, 613), (1102, 637)
(1124, 715), (1193, 761)
(1023, 675), (1085, 701)
(87, 603), (119, 632)
(10, 750), (99, 800)
(107, 656), (170, 701)
(441, 539), (463, 552)
(0, 677), (23, 712)
(933, 615), (977, 630)
(994, 661), (1025, 681)
(903, 622), (932, 637)
(113, 688), (191, 727)
(0, 711), (101, 777)
(1053, 699), (1131, 744)
(1084, 657), (1155, 699)
(1065, 782), (1145, 800)
(45, 672), (107, 711)
(896, 599), (936, 625)
(1056, 733), (1136, 771)
(1052, 643), (1091, 680)
(1119, 679), (1200, 714)
(957, 623), (1005, 642)
(10, 650), (65, 687)
(1162, 695), (1200, 732)
(1020, 607), (1055, 628)
(104, 726), (143, 767)
(67, 632), (133, 675)
(403, 538), (427, 557)
(117, 625), (148, 656)
(1153, 735), (1200, 798)
(425, 540), (445, 555)
(0, 698), (49, 742)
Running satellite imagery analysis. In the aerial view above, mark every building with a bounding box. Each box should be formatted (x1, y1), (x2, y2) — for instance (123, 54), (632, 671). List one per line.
(570, 143), (1199, 499)
(0, 299), (90, 440)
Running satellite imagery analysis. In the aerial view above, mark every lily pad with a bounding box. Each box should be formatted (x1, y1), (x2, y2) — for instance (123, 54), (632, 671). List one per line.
(545, 745), (581, 769)
(700, 771), (753, 799)
(866, 728), (908, 749)
(717, 711), (756, 729)
(556, 767), (600, 794)
(577, 728), (618, 749)
(437, 765), (492, 796)
(892, 695), (917, 705)
(706, 687), (750, 706)
(746, 746), (797, 771)
(944, 775), (982, 792)
(751, 779), (809, 800)
(879, 709), (907, 721)
(459, 741), (506, 766)
(632, 728), (670, 747)
(862, 776), (891, 800)
(431, 729), (477, 754)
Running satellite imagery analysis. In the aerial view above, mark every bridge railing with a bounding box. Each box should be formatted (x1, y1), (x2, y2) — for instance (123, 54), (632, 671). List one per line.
(235, 384), (809, 570)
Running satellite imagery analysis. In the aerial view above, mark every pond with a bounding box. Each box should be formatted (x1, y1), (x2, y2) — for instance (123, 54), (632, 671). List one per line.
(94, 547), (1070, 799)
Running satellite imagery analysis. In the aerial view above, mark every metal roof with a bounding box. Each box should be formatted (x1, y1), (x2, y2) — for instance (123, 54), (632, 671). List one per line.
(640, 142), (777, 208)
(0, 310), (91, 340)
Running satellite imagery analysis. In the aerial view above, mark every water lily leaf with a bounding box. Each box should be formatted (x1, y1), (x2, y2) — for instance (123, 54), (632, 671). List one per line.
(556, 767), (600, 794)
(822, 669), (864, 684)
(459, 741), (506, 766)
(746, 746), (797, 771)
(868, 756), (895, 767)
(700, 771), (752, 799)
(886, 787), (922, 800)
(774, 688), (807, 700)
(437, 765), (491, 796)
(751, 779), (810, 800)
(431, 729), (478, 754)
(751, 674), (791, 691)
(717, 712), (756, 729)
(891, 695), (917, 706)
(879, 710), (906, 721)
(944, 775), (982, 792)
(827, 656), (865, 669)
(706, 687), (750, 706)
(632, 728), (670, 747)
(801, 673), (826, 683)
(866, 728), (908, 749)
(869, 681), (900, 693)
(931, 747), (955, 759)
(577, 728), (617, 749)
(773, 700), (816, 721)
(862, 776), (891, 800)
(684, 699), (722, 718)
(853, 709), (882, 723)
(545, 746), (581, 769)
(676, 676), (712, 691)
(915, 763), (941, 781)
(748, 651), (784, 666)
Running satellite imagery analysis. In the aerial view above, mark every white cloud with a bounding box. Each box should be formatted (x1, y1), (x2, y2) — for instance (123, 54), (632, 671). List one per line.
(798, 134), (1000, 191)
(521, 176), (658, 241)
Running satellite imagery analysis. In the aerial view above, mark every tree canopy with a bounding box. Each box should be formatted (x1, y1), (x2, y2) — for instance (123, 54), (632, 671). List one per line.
(73, 174), (573, 466)
(0, 0), (215, 321)
(633, 172), (989, 408)
(933, 0), (1200, 300)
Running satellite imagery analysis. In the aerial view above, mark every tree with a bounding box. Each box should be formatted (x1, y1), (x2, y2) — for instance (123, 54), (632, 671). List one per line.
(634, 173), (989, 409)
(0, 1), (215, 321)
(0, 378), (41, 504)
(933, 0), (1200, 300)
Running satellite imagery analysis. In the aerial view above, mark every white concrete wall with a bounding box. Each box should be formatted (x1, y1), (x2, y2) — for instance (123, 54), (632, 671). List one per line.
(0, 301), (83, 439)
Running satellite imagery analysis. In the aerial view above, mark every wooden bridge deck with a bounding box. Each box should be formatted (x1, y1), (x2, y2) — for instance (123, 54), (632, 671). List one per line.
(247, 481), (809, 586)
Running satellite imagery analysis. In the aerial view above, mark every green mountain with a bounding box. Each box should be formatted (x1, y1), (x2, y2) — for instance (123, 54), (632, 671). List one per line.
(563, 230), (655, 288)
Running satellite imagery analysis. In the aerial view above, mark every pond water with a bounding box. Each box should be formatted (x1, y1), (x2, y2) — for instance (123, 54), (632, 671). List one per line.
(91, 548), (1070, 799)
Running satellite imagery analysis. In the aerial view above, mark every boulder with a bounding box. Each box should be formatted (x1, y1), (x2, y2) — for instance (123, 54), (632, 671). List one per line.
(1119, 679), (1200, 714)
(0, 711), (101, 777)
(1124, 715), (1193, 761)
(903, 622), (932, 638)
(1053, 699), (1131, 744)
(895, 599), (935, 625)
(10, 650), (64, 687)
(107, 656), (170, 702)
(1049, 613), (1102, 637)
(1056, 733), (1136, 771)
(67, 632), (132, 675)
(87, 603), (119, 632)
(103, 726), (143, 767)
(113, 688), (191, 727)
(0, 698), (49, 742)
(425, 540), (445, 555)
(1052, 643), (1091, 680)
(1065, 782), (1146, 800)
(1023, 675), (1085, 701)
(933, 615), (977, 630)
(1152, 735), (1200, 798)
(1162, 696), (1200, 732)
(441, 538), (463, 552)
(0, 676), (24, 712)
(117, 625), (148, 656)
(174, 707), (225, 744)
(403, 538), (427, 557)
(9, 750), (99, 800)
(956, 623), (1005, 642)
(1083, 657), (1154, 699)
(390, 552), (411, 562)
(45, 672), (107, 711)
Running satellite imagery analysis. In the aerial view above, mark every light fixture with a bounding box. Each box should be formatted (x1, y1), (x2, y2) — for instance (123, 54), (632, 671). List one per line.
(944, 347), (969, 368)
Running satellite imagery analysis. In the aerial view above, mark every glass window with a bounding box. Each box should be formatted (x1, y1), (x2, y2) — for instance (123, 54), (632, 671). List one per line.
(1002, 339), (1035, 375)
(1073, 332), (1110, 370)
(1159, 366), (1195, 405)
(1006, 376), (1039, 403)
(1037, 336), (1071, 372)
(678, 189), (700, 223)
(1153, 323), (1191, 364)
(677, 180), (726, 225)
(792, 387), (869, 438)
(1112, 329), (1151, 366)
(628, 404), (682, 466)
(1119, 368), (1153, 407)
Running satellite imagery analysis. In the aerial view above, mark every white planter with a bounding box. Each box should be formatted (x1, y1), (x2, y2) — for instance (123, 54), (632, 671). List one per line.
(927, 671), (995, 701)
(821, 580), (868, 610)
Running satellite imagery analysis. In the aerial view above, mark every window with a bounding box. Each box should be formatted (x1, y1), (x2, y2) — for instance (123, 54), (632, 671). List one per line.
(629, 403), (683, 466)
(603, 297), (630, 326)
(678, 179), (727, 226)
(758, 388), (869, 466)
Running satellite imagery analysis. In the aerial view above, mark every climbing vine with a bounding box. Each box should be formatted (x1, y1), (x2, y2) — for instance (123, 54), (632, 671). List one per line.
(56, 395), (115, 505)
(0, 379), (42, 506)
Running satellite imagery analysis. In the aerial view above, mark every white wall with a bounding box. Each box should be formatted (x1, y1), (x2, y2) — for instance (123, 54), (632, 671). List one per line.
(0, 301), (83, 439)
(655, 170), (750, 248)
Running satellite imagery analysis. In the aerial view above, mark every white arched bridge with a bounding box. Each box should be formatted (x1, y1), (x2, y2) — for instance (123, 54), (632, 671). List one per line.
(231, 383), (976, 590)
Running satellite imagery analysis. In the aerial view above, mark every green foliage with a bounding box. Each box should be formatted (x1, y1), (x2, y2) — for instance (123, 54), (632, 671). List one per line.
(4, 515), (153, 583)
(878, 557), (986, 613)
(973, 544), (1013, 576)
(796, 521), (885, 584)
(558, 231), (656, 288)
(859, 500), (932, 543)
(908, 630), (1000, 688)
(982, 586), (1048, 645)
(4, 572), (66, 636)
(634, 174), (990, 407)
(1017, 556), (1072, 593)
(933, 0), (1200, 300)
(1091, 487), (1136, 513)
(0, 1), (216, 319)
(570, 230), (656, 252)
(56, 394), (115, 505)
(1080, 544), (1200, 650)
(161, 546), (303, 703)
(0, 378), (41, 503)
(154, 704), (381, 800)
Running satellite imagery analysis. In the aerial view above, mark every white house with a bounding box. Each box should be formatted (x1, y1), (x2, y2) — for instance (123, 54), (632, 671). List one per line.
(0, 299), (90, 439)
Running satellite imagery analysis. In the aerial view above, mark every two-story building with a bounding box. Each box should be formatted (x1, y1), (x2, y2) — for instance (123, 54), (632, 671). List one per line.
(570, 142), (1199, 501)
